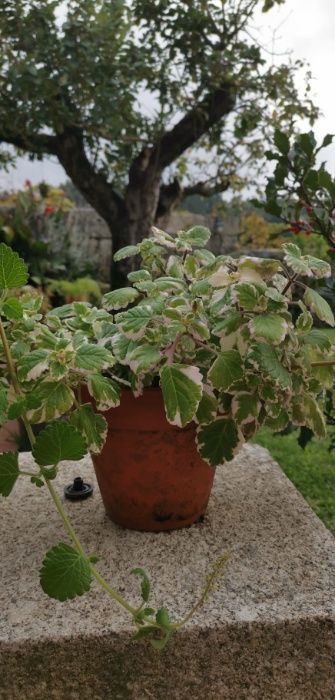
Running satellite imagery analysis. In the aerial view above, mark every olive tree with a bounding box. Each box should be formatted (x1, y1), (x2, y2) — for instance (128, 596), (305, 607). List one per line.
(0, 0), (317, 284)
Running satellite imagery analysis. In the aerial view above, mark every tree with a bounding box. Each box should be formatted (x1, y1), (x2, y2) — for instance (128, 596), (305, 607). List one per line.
(0, 0), (318, 285)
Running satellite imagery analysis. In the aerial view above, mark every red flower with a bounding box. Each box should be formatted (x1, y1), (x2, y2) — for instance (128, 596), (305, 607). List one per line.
(24, 179), (32, 188)
(44, 206), (55, 217)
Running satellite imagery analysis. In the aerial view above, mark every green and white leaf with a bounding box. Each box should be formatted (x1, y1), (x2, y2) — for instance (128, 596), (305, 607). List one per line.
(249, 343), (292, 389)
(113, 245), (139, 262)
(196, 418), (244, 466)
(178, 226), (211, 248)
(40, 543), (91, 601)
(127, 269), (151, 283)
(296, 308), (313, 334)
(283, 243), (311, 276)
(160, 364), (203, 427)
(87, 374), (121, 410)
(208, 350), (243, 391)
(128, 344), (161, 373)
(115, 305), (155, 340)
(283, 244), (331, 279)
(232, 283), (266, 311)
(0, 243), (28, 289)
(305, 255), (331, 279)
(264, 409), (290, 432)
(166, 255), (185, 279)
(292, 395), (326, 438)
(17, 349), (49, 381)
(195, 386), (218, 424)
(102, 287), (140, 311)
(249, 314), (289, 345)
(231, 392), (261, 425)
(301, 329), (332, 351)
(0, 452), (19, 497)
(2, 297), (23, 320)
(75, 344), (114, 371)
(303, 288), (334, 326)
(33, 422), (87, 467)
(70, 404), (108, 453)
(111, 333), (137, 363)
(28, 382), (74, 423)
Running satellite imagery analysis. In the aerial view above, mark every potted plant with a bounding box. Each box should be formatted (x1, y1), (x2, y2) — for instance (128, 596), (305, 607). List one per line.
(88, 224), (334, 529)
(0, 224), (334, 646)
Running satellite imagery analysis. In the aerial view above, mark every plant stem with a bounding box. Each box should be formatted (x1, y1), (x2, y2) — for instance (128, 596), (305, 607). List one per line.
(282, 273), (298, 296)
(0, 317), (36, 446)
(0, 317), (138, 618)
(310, 359), (335, 367)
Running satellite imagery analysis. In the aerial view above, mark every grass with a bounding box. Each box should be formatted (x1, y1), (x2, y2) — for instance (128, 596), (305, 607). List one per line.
(253, 428), (335, 535)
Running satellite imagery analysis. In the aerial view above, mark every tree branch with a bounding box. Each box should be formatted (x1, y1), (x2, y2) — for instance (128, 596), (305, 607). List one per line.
(183, 178), (230, 198)
(151, 82), (236, 170)
(0, 129), (58, 155)
(55, 127), (125, 227)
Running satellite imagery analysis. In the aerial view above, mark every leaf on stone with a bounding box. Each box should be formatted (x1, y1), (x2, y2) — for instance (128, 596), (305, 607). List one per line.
(249, 314), (289, 345)
(249, 343), (292, 389)
(208, 350), (243, 391)
(87, 374), (121, 410)
(2, 297), (23, 320)
(32, 422), (87, 467)
(102, 287), (140, 311)
(70, 404), (108, 453)
(196, 418), (243, 466)
(113, 245), (139, 262)
(178, 226), (211, 248)
(0, 452), (19, 497)
(17, 349), (49, 381)
(40, 543), (92, 601)
(131, 567), (151, 602)
(303, 288), (334, 326)
(160, 364), (203, 427)
(0, 243), (28, 289)
(75, 344), (114, 371)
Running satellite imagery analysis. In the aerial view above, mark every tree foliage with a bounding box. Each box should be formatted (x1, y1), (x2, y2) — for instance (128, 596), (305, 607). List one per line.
(0, 0), (318, 283)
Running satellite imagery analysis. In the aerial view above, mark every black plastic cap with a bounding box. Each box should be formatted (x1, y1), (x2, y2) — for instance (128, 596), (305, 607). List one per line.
(64, 476), (93, 501)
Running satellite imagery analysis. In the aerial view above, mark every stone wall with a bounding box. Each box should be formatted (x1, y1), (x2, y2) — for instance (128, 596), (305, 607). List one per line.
(1, 205), (242, 283)
(47, 208), (112, 283)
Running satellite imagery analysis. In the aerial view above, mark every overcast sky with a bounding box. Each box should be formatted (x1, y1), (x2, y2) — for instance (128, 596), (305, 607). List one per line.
(1, 0), (334, 191)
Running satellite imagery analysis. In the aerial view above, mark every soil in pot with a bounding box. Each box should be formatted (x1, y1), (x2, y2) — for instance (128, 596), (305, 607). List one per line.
(88, 388), (215, 532)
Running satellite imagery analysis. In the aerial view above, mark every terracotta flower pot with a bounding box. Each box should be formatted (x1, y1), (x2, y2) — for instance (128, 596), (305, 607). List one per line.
(90, 388), (215, 531)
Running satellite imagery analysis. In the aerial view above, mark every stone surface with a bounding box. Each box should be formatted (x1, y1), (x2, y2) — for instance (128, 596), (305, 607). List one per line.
(1, 444), (335, 699)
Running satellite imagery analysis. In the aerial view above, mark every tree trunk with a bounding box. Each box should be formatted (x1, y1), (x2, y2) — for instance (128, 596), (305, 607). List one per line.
(110, 156), (162, 288)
